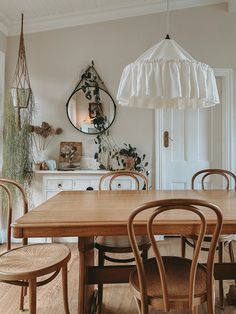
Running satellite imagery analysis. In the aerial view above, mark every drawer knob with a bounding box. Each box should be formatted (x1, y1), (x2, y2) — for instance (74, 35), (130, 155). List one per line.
(58, 183), (62, 188)
(117, 183), (121, 188)
(86, 187), (94, 191)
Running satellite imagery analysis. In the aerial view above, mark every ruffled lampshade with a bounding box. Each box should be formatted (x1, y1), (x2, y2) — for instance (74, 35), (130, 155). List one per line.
(116, 38), (219, 109)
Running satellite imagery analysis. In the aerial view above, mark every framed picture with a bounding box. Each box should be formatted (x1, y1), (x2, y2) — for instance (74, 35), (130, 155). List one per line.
(59, 142), (82, 169)
(89, 102), (103, 119)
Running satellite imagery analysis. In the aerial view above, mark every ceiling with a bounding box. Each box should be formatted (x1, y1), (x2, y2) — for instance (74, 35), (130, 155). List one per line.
(0, 0), (231, 37)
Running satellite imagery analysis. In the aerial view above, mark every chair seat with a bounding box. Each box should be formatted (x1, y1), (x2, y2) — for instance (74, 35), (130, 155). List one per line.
(0, 243), (70, 281)
(130, 256), (207, 300)
(96, 235), (149, 249)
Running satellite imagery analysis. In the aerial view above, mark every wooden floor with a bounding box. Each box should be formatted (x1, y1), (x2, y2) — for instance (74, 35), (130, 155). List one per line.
(0, 238), (236, 313)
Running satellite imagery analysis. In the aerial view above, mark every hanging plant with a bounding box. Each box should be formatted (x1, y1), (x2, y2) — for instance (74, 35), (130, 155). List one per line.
(2, 95), (34, 190)
(81, 65), (101, 104)
(2, 13), (34, 194)
(94, 131), (120, 170)
(78, 61), (107, 132)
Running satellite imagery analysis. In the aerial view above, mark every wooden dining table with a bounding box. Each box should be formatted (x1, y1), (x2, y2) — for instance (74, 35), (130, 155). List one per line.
(13, 189), (236, 314)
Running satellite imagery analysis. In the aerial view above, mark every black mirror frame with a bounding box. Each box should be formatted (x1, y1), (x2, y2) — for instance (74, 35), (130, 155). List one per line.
(66, 86), (116, 135)
(66, 62), (117, 135)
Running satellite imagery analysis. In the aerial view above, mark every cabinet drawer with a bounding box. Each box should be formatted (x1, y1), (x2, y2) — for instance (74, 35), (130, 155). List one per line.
(90, 180), (99, 190)
(46, 179), (73, 190)
(110, 178), (133, 190)
(74, 179), (93, 190)
(74, 179), (100, 190)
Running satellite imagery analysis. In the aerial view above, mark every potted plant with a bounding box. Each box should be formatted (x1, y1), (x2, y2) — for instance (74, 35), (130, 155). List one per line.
(94, 131), (149, 175)
(119, 144), (149, 173)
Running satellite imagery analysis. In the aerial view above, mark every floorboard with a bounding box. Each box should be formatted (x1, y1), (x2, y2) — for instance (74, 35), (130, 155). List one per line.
(0, 238), (236, 313)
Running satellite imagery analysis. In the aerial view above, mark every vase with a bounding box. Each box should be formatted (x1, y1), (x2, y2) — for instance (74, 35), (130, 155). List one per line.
(34, 150), (48, 171)
(10, 87), (32, 108)
(124, 157), (135, 170)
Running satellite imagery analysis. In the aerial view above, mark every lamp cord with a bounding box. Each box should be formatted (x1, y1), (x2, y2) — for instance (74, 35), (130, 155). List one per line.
(165, 0), (171, 39)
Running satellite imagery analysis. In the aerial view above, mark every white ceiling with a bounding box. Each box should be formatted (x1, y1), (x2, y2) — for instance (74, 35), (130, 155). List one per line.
(0, 0), (230, 37)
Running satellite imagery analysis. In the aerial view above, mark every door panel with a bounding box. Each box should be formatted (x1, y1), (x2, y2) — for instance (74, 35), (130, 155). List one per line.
(159, 78), (223, 190)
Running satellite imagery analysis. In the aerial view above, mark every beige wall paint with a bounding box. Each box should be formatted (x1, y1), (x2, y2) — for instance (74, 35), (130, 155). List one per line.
(0, 31), (6, 241)
(0, 30), (6, 173)
(0, 31), (6, 53)
(4, 3), (236, 177)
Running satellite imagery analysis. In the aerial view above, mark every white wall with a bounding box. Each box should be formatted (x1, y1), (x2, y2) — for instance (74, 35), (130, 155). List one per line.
(3, 2), (236, 181)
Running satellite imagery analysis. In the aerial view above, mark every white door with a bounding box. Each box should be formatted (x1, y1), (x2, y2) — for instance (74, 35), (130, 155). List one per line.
(155, 73), (233, 190)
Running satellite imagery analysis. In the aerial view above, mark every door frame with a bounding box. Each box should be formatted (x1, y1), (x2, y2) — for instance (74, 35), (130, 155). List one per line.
(155, 68), (234, 189)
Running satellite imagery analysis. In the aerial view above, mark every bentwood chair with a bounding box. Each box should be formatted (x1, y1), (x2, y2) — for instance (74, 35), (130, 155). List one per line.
(181, 169), (236, 307)
(128, 198), (223, 314)
(95, 170), (150, 314)
(0, 178), (71, 314)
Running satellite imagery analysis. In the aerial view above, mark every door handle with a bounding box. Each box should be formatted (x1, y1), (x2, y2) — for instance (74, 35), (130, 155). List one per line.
(163, 131), (173, 147)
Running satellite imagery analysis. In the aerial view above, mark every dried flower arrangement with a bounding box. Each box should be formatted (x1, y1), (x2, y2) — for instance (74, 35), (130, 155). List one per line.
(30, 121), (63, 151)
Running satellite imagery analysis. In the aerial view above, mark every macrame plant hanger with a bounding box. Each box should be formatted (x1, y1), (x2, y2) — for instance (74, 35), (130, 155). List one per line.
(10, 13), (32, 130)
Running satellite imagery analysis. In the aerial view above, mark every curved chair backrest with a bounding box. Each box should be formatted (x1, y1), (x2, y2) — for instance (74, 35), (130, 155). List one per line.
(127, 198), (223, 313)
(191, 169), (236, 190)
(0, 178), (28, 251)
(99, 170), (149, 191)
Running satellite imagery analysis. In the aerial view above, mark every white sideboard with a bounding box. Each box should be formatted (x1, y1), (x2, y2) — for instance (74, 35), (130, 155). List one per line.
(40, 170), (107, 200)
(35, 170), (142, 202)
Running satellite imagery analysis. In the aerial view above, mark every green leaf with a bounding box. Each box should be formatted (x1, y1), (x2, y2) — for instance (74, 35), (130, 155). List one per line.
(85, 91), (92, 100)
(81, 85), (86, 93)
(99, 164), (106, 170)
(136, 157), (141, 165)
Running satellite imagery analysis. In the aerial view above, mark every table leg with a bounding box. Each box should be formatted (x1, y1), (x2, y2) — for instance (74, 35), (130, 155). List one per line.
(78, 237), (95, 314)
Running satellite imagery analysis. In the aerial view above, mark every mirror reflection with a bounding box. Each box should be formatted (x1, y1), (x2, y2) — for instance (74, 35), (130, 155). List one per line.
(66, 87), (116, 134)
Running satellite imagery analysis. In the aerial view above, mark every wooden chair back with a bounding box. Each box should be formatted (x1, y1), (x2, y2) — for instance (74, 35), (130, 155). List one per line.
(99, 170), (148, 191)
(191, 169), (236, 190)
(0, 178), (28, 251)
(127, 199), (223, 313)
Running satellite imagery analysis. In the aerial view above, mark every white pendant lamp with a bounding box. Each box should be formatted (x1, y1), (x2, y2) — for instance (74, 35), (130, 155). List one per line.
(116, 1), (219, 109)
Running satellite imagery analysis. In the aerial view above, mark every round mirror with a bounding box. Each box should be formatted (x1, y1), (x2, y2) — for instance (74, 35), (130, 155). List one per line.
(66, 87), (116, 135)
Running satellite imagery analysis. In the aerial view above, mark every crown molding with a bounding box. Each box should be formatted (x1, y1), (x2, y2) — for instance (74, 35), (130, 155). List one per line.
(2, 0), (225, 37)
